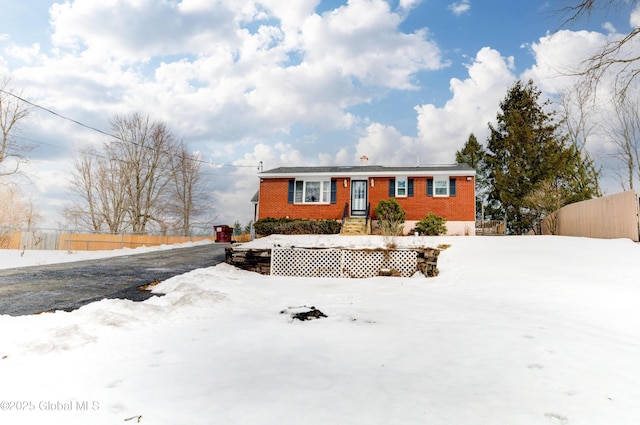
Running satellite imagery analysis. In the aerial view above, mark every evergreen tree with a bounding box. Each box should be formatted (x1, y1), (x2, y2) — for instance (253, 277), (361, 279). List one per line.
(243, 221), (253, 234)
(455, 133), (488, 220)
(455, 134), (486, 184)
(232, 220), (242, 236)
(485, 80), (599, 234)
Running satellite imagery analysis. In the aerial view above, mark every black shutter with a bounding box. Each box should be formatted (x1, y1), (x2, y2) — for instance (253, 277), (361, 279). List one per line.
(288, 180), (294, 203)
(408, 179), (414, 197)
(388, 179), (395, 197)
(427, 179), (433, 197)
(450, 178), (456, 196)
(330, 180), (337, 204)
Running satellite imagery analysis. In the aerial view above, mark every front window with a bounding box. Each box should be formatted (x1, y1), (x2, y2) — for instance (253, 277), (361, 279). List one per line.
(434, 177), (449, 196)
(396, 176), (408, 197)
(295, 180), (331, 203)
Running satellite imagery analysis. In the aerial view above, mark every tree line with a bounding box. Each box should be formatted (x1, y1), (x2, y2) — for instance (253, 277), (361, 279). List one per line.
(456, 80), (601, 235)
(64, 113), (212, 235)
(0, 79), (212, 235)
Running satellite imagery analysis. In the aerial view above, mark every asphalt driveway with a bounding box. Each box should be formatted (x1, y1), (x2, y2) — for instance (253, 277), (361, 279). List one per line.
(0, 243), (227, 316)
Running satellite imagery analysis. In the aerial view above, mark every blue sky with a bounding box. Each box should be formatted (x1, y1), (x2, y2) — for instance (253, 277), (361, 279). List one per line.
(0, 0), (637, 228)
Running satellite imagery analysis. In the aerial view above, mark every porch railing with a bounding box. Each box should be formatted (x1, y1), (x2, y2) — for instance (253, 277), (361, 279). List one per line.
(365, 202), (371, 229)
(341, 202), (349, 227)
(341, 202), (372, 233)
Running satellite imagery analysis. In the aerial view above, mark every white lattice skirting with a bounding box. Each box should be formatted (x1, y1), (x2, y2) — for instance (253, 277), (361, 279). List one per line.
(271, 247), (418, 278)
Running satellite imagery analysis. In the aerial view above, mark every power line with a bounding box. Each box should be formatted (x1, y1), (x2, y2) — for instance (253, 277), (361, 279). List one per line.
(11, 133), (256, 179)
(1, 89), (117, 139)
(0, 88), (262, 170)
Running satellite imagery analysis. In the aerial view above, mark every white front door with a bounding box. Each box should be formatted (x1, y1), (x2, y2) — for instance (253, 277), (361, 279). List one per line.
(351, 180), (367, 216)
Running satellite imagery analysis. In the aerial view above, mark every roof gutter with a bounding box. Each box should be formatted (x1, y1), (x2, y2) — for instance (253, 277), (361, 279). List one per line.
(258, 169), (476, 179)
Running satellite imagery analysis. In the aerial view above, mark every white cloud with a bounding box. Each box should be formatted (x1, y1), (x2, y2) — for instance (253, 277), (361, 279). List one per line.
(259, 0), (321, 32)
(602, 22), (617, 34)
(49, 0), (239, 63)
(522, 24), (640, 192)
(354, 123), (417, 165)
(211, 142), (320, 225)
(630, 3), (640, 28)
(414, 47), (515, 163)
(523, 29), (609, 95)
(448, 0), (471, 16)
(17, 0), (444, 153)
(398, 0), (423, 11)
(344, 48), (515, 168)
(4, 43), (43, 63)
(301, 0), (445, 89)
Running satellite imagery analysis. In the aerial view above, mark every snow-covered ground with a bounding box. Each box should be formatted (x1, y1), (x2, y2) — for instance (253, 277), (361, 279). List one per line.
(1, 235), (639, 425)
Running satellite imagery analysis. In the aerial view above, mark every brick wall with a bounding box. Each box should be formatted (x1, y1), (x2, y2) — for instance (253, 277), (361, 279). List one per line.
(381, 176), (475, 221)
(258, 178), (348, 220)
(258, 176), (475, 221)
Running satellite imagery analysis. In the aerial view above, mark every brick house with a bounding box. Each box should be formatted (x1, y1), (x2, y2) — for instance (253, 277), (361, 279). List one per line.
(256, 158), (476, 235)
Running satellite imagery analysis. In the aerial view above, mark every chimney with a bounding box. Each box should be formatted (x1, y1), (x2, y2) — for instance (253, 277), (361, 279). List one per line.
(360, 155), (368, 165)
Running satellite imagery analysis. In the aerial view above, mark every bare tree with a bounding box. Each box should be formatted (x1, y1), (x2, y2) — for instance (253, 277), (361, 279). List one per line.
(169, 142), (207, 236)
(559, 82), (597, 151)
(560, 1), (640, 26)
(0, 183), (40, 227)
(96, 155), (131, 232)
(526, 180), (567, 235)
(65, 149), (102, 231)
(0, 79), (31, 177)
(558, 82), (602, 196)
(65, 113), (211, 234)
(605, 94), (640, 190)
(67, 113), (186, 233)
(559, 1), (640, 98)
(66, 148), (132, 233)
(108, 113), (177, 233)
(0, 183), (39, 248)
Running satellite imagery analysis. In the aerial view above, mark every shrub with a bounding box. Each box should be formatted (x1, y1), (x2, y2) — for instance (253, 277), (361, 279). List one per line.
(374, 199), (406, 236)
(414, 212), (447, 236)
(254, 218), (341, 236)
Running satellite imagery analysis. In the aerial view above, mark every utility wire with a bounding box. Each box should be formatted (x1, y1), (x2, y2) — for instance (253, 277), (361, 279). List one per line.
(11, 133), (245, 179)
(0, 88), (263, 170)
(1, 88), (116, 139)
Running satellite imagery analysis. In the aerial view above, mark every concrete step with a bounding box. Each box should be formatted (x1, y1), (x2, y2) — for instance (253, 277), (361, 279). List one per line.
(340, 217), (370, 235)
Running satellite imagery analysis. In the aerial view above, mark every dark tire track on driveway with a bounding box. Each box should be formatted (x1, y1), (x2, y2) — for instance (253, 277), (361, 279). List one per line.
(0, 243), (227, 316)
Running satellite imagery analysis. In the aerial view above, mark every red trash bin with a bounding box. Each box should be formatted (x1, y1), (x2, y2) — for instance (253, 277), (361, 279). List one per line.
(214, 225), (233, 243)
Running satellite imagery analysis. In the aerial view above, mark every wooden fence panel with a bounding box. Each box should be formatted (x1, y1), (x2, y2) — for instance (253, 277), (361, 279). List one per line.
(549, 191), (640, 241)
(0, 231), (22, 250)
(20, 231), (60, 250)
(2, 230), (216, 251)
(57, 233), (214, 251)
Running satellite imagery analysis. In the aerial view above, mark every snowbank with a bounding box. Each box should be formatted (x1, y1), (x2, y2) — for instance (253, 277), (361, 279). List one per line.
(1, 235), (640, 424)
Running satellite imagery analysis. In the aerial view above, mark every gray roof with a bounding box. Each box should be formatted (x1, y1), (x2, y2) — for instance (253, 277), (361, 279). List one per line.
(259, 163), (475, 177)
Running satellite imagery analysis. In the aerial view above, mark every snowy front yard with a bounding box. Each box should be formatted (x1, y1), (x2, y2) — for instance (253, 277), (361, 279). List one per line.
(1, 235), (639, 424)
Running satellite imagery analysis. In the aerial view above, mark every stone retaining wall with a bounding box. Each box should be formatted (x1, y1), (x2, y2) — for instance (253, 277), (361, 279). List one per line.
(225, 246), (440, 278)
